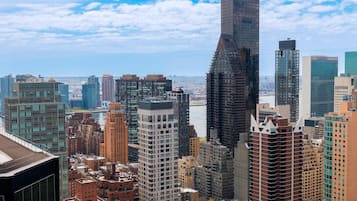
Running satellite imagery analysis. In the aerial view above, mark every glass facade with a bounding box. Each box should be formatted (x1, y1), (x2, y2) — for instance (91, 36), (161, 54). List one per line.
(0, 75), (14, 114)
(311, 59), (338, 117)
(14, 175), (56, 201)
(207, 0), (259, 150)
(345, 51), (357, 76)
(58, 83), (69, 108)
(116, 75), (172, 144)
(5, 80), (68, 199)
(82, 83), (98, 109)
(275, 39), (299, 122)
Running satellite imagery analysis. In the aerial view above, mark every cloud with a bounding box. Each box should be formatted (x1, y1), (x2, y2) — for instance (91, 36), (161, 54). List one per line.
(84, 2), (102, 10)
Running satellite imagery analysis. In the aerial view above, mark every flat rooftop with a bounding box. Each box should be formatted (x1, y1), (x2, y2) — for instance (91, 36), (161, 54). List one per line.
(0, 131), (55, 176)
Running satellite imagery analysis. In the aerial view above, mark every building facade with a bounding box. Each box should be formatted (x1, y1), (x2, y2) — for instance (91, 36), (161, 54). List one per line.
(324, 101), (357, 201)
(250, 116), (303, 201)
(302, 139), (324, 201)
(102, 74), (114, 102)
(58, 83), (69, 108)
(302, 56), (338, 118)
(168, 89), (190, 157)
(256, 103), (290, 123)
(82, 83), (98, 109)
(206, 0), (259, 150)
(334, 75), (356, 113)
(0, 75), (14, 114)
(116, 74), (172, 144)
(193, 129), (234, 200)
(4, 77), (68, 199)
(88, 75), (101, 107)
(74, 179), (98, 201)
(100, 103), (128, 164)
(345, 51), (357, 76)
(138, 99), (178, 201)
(178, 156), (199, 189)
(275, 39), (299, 122)
(0, 130), (60, 201)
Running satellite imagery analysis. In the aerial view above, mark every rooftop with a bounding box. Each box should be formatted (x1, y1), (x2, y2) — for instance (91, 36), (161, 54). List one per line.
(0, 129), (56, 176)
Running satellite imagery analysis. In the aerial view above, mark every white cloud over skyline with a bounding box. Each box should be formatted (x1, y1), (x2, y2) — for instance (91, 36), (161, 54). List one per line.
(0, 0), (356, 75)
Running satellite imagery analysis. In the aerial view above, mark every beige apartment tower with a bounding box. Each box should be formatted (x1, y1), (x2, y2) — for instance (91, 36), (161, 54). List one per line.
(101, 103), (128, 164)
(302, 139), (324, 201)
(334, 76), (355, 112)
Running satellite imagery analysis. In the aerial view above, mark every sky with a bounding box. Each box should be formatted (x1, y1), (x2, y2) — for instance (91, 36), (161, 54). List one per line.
(0, 0), (356, 77)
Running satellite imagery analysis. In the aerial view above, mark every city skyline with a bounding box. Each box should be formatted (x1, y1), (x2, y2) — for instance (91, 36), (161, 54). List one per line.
(1, 0), (356, 76)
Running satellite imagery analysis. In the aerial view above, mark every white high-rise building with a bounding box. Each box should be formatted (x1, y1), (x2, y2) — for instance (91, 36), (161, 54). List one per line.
(138, 99), (179, 201)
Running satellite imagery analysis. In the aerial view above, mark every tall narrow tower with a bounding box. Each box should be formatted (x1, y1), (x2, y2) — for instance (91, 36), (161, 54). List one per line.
(101, 103), (128, 164)
(207, 0), (259, 149)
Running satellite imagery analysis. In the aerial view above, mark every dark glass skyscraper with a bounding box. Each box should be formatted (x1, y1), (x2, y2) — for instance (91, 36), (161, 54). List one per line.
(275, 39), (299, 122)
(207, 0), (259, 149)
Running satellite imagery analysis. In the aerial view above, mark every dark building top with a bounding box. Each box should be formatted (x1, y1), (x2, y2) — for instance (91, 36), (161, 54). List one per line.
(279, 39), (296, 50)
(0, 131), (57, 176)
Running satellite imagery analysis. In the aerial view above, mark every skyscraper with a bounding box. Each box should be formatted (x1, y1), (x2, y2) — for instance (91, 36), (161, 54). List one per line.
(0, 130), (60, 201)
(58, 82), (69, 108)
(275, 39), (299, 122)
(87, 75), (100, 107)
(302, 56), (338, 118)
(207, 0), (259, 150)
(137, 99), (178, 201)
(82, 83), (98, 109)
(345, 51), (357, 76)
(168, 88), (190, 157)
(116, 74), (172, 144)
(0, 75), (14, 114)
(100, 103), (128, 164)
(250, 116), (303, 201)
(102, 74), (114, 102)
(5, 77), (68, 199)
(324, 101), (357, 201)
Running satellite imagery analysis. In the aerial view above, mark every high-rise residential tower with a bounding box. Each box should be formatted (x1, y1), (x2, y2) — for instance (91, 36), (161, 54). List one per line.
(334, 75), (356, 112)
(102, 74), (114, 102)
(250, 116), (303, 201)
(275, 39), (299, 122)
(100, 103), (128, 164)
(87, 75), (100, 107)
(168, 88), (190, 157)
(138, 99), (178, 201)
(116, 74), (172, 144)
(345, 51), (357, 76)
(302, 56), (338, 118)
(324, 101), (357, 201)
(5, 77), (68, 199)
(0, 75), (14, 114)
(206, 0), (259, 150)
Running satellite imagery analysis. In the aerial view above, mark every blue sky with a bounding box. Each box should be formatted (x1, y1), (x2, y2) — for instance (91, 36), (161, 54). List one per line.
(0, 0), (356, 77)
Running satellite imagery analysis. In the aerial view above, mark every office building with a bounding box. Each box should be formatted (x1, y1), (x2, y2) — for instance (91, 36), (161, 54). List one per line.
(0, 130), (59, 201)
(324, 101), (357, 201)
(88, 75), (100, 107)
(275, 39), (300, 122)
(345, 51), (357, 76)
(250, 116), (303, 201)
(178, 156), (199, 189)
(302, 139), (324, 201)
(334, 75), (356, 112)
(138, 99), (178, 201)
(207, 0), (259, 150)
(59, 83), (70, 108)
(82, 83), (98, 109)
(302, 56), (338, 118)
(102, 74), (114, 102)
(5, 77), (68, 199)
(193, 129), (234, 200)
(168, 88), (190, 157)
(0, 75), (14, 114)
(116, 74), (172, 144)
(100, 103), (128, 164)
